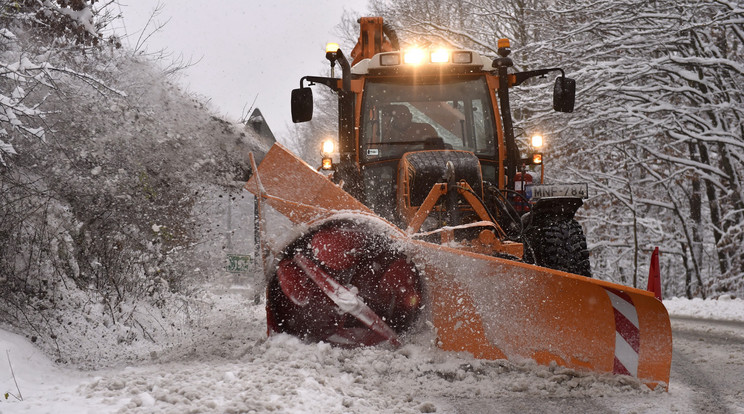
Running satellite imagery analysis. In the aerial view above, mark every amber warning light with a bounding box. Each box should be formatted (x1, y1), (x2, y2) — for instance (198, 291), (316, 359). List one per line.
(320, 139), (335, 170)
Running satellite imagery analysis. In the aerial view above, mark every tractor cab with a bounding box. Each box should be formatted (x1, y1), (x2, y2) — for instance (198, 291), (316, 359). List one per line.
(359, 77), (496, 162)
(358, 72), (499, 225)
(290, 17), (591, 275)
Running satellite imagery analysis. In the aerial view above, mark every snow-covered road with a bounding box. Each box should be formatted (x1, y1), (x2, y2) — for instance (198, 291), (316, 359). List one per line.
(668, 316), (744, 413)
(444, 315), (744, 413)
(2, 293), (743, 413)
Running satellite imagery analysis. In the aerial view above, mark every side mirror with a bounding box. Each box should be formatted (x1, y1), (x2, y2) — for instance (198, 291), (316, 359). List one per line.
(291, 87), (313, 123)
(553, 77), (575, 113)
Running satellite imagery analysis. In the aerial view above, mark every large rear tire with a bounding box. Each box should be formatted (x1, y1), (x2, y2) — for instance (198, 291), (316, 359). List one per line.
(525, 218), (591, 277)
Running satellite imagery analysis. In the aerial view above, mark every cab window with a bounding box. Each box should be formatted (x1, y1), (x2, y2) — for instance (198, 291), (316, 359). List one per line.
(360, 77), (496, 162)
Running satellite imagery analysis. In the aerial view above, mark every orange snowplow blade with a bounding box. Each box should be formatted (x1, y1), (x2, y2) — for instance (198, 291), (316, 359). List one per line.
(246, 144), (672, 388)
(246, 143), (372, 224)
(407, 241), (672, 387)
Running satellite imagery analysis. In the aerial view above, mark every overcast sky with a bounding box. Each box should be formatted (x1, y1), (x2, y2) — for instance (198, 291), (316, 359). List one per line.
(119, 1), (369, 143)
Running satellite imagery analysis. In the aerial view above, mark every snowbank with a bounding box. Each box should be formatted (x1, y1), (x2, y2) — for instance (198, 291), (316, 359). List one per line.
(664, 295), (744, 321)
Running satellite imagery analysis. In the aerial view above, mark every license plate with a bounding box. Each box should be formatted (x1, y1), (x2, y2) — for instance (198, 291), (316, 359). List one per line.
(528, 183), (589, 199)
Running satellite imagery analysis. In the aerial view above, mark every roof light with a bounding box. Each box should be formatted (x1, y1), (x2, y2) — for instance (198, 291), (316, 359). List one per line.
(531, 134), (544, 148)
(497, 38), (512, 58)
(380, 53), (401, 66)
(452, 51), (472, 64)
(430, 49), (449, 63)
(403, 48), (425, 65)
(325, 43), (340, 75)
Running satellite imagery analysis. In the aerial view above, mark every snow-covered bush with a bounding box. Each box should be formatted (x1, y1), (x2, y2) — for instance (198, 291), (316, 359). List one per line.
(0, 0), (124, 166)
(0, 2), (264, 363)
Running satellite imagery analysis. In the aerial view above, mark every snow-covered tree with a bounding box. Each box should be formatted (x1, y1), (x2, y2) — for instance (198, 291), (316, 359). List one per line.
(369, 0), (743, 296)
(0, 0), (120, 166)
(527, 0), (744, 296)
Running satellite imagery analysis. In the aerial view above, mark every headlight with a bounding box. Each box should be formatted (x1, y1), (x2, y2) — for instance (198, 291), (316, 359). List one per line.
(322, 139), (335, 156)
(430, 49), (449, 63)
(452, 51), (472, 64)
(403, 48), (425, 65)
(325, 43), (340, 62)
(380, 53), (401, 66)
(531, 134), (544, 148)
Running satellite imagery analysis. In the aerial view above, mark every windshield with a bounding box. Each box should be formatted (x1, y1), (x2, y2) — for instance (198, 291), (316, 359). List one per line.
(360, 77), (496, 162)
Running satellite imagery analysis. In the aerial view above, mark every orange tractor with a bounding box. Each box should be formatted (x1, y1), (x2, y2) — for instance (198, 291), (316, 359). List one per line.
(246, 17), (672, 388)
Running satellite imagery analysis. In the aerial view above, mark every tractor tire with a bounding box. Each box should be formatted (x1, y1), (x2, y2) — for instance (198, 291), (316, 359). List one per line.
(524, 218), (591, 277)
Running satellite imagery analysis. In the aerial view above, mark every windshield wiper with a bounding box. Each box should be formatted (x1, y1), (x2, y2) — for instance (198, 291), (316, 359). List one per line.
(368, 137), (447, 149)
(370, 141), (426, 146)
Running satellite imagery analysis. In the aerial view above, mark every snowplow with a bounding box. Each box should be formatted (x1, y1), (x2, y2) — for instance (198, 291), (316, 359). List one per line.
(245, 17), (672, 388)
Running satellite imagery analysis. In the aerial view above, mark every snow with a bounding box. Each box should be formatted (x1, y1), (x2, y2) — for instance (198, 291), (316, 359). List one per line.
(43, 0), (97, 37)
(663, 295), (744, 321)
(2, 292), (741, 413)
